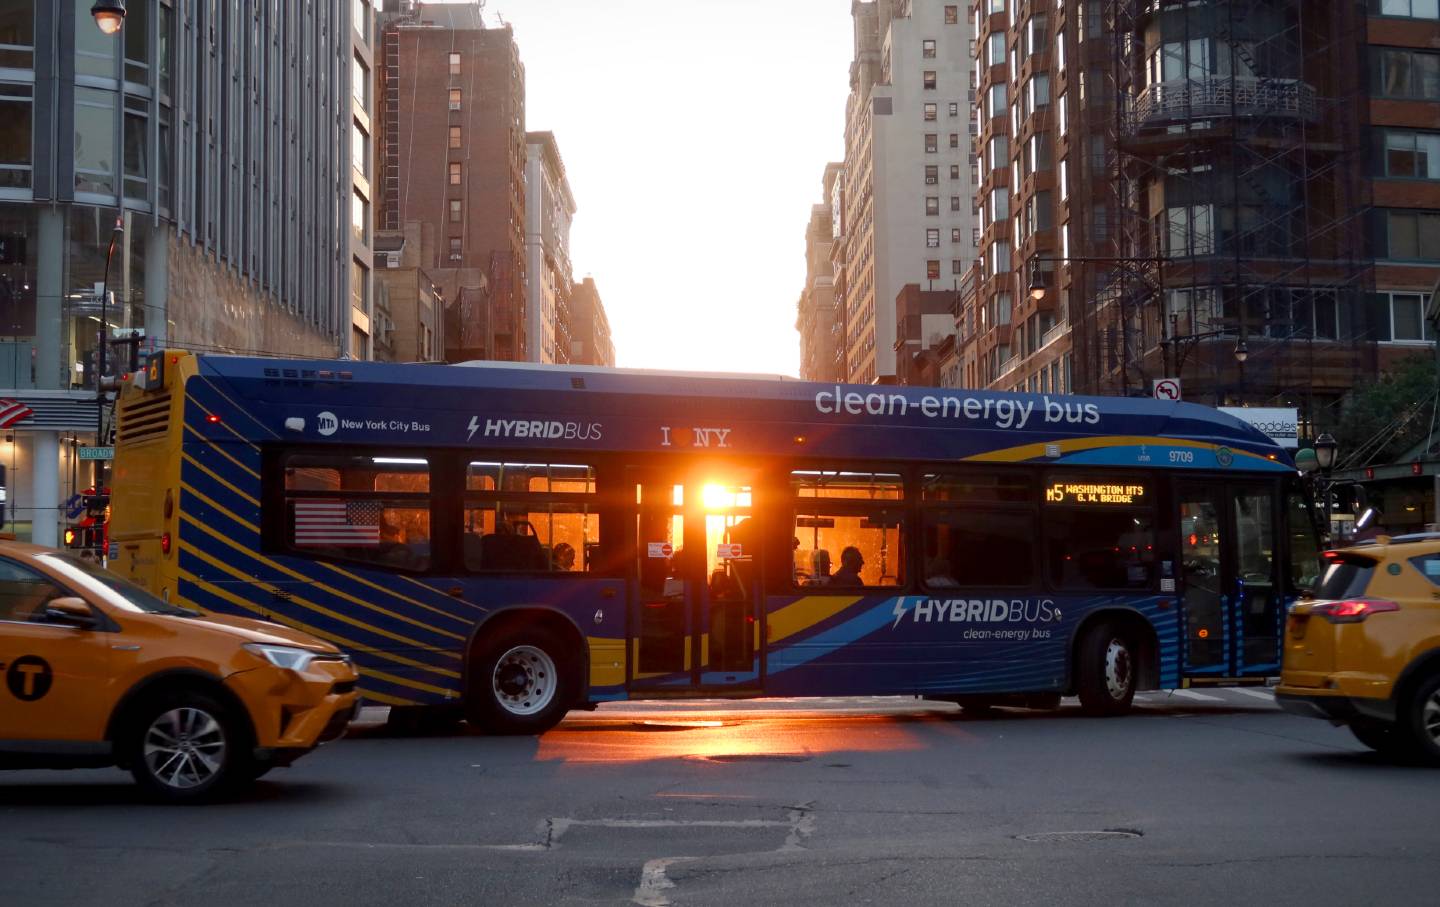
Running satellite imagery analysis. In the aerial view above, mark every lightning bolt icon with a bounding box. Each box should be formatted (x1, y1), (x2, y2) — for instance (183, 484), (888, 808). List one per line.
(891, 598), (909, 630)
(467, 416), (481, 441)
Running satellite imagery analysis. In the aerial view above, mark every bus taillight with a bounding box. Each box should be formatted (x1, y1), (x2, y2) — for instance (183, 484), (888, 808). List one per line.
(160, 532), (172, 555)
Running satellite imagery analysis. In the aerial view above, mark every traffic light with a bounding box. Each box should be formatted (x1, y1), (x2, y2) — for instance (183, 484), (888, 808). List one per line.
(65, 525), (104, 549)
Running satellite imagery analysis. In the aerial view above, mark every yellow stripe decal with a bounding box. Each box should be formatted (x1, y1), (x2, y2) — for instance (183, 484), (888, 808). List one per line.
(180, 481), (260, 535)
(177, 565), (461, 683)
(314, 562), (481, 623)
(356, 689), (417, 707)
(766, 595), (865, 644)
(963, 435), (1275, 465)
(185, 387), (262, 451)
(397, 574), (489, 614)
(196, 375), (277, 443)
(182, 452), (260, 507)
(184, 425), (261, 479)
(182, 515), (467, 645)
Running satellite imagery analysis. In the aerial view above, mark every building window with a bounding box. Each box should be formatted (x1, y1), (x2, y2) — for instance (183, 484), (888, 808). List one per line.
(988, 32), (1006, 67)
(449, 237), (463, 261)
(925, 165), (939, 184)
(1369, 0), (1440, 18)
(449, 162), (462, 185)
(1059, 158), (1069, 200)
(1371, 47), (1440, 99)
(449, 199), (462, 223)
(449, 88), (462, 110)
(352, 191), (369, 246)
(949, 101), (959, 116)
(448, 52), (461, 76)
(925, 134), (938, 153)
(924, 102), (938, 120)
(353, 0), (370, 41)
(926, 196), (940, 216)
(924, 70), (938, 90)
(352, 258), (369, 315)
(351, 120), (369, 179)
(1373, 291), (1434, 341)
(923, 39), (937, 58)
(1056, 28), (1066, 71)
(927, 259), (941, 279)
(945, 5), (959, 24)
(951, 228), (963, 243)
(352, 54), (369, 109)
(449, 125), (462, 149)
(950, 164), (961, 179)
(1057, 92), (1068, 135)
(950, 195), (961, 212)
(1373, 209), (1440, 260)
(1374, 129), (1440, 179)
(927, 228), (941, 248)
(0, 83), (32, 188)
(952, 259), (965, 274)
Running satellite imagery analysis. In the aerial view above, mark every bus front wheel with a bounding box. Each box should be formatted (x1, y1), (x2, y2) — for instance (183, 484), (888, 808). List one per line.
(466, 625), (576, 735)
(1076, 623), (1137, 717)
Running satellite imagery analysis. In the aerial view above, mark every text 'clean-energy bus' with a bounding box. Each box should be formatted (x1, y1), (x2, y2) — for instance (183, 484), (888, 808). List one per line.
(108, 351), (1320, 733)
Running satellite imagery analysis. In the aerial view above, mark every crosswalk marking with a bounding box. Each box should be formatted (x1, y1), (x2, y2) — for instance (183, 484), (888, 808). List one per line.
(1225, 687), (1278, 701)
(1169, 689), (1224, 701)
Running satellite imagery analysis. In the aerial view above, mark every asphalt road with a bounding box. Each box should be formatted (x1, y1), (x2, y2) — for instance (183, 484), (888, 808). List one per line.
(3, 691), (1439, 906)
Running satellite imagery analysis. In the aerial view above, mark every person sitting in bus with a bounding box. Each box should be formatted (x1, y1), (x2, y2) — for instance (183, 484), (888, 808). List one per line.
(925, 555), (959, 588)
(807, 549), (832, 586)
(829, 546), (865, 587)
(551, 542), (576, 572)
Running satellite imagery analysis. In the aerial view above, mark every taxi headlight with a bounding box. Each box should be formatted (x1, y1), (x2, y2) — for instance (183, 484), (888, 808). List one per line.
(243, 643), (318, 672)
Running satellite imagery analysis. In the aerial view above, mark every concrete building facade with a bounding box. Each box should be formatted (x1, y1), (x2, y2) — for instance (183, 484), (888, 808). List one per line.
(797, 163), (844, 382)
(0, 0), (361, 545)
(836, 0), (977, 384)
(373, 222), (444, 363)
(524, 131), (575, 365)
(379, 1), (528, 362)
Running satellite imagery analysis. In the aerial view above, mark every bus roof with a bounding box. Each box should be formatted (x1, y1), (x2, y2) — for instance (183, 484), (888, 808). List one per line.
(188, 355), (1293, 473)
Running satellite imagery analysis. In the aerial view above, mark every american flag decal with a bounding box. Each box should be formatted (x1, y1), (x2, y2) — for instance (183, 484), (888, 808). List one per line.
(294, 500), (383, 546)
(0, 398), (33, 428)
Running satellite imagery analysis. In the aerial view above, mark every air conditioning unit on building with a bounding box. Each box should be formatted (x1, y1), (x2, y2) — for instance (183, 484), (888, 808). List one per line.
(385, 251), (401, 268)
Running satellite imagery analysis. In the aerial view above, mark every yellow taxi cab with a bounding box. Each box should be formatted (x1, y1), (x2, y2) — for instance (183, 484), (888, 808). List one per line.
(1276, 532), (1440, 764)
(0, 541), (359, 801)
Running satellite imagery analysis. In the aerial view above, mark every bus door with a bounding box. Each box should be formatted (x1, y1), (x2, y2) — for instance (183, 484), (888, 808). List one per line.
(1177, 481), (1282, 677)
(629, 469), (762, 692)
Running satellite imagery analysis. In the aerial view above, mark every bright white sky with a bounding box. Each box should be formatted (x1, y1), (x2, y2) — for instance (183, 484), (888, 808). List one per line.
(458, 0), (854, 375)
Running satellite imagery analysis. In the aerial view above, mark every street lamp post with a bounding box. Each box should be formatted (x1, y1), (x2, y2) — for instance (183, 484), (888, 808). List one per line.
(95, 216), (124, 489)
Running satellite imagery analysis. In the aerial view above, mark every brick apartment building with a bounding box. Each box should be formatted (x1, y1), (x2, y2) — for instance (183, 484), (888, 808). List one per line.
(957, 0), (1437, 435)
(379, 1), (528, 362)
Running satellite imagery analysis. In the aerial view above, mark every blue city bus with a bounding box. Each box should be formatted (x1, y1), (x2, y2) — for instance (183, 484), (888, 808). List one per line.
(109, 351), (1320, 733)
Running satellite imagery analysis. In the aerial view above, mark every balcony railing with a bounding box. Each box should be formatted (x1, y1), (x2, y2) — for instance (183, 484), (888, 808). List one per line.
(1126, 77), (1318, 133)
(1041, 320), (1069, 349)
(996, 355), (1021, 380)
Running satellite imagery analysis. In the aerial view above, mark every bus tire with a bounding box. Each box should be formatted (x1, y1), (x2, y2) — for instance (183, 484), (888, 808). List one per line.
(466, 624), (576, 736)
(1076, 623), (1137, 717)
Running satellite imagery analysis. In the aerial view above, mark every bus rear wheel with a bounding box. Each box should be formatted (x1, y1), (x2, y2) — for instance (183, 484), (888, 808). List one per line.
(1076, 623), (1137, 717)
(466, 625), (575, 736)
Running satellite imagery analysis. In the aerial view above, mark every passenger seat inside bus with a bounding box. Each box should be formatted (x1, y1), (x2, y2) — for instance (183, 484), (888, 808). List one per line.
(474, 531), (547, 571)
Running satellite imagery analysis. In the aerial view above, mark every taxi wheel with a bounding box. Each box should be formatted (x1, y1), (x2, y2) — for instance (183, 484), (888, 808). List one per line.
(125, 691), (253, 802)
(466, 625), (576, 736)
(1076, 623), (1137, 717)
(1400, 674), (1440, 766)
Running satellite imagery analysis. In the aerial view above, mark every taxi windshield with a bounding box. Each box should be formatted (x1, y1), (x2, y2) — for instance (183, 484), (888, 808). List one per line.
(37, 553), (200, 617)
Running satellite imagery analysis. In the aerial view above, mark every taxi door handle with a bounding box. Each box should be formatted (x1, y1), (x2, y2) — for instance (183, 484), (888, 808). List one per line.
(111, 644), (141, 651)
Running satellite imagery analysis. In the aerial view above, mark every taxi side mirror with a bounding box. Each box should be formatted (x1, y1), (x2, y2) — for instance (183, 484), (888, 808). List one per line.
(44, 597), (98, 630)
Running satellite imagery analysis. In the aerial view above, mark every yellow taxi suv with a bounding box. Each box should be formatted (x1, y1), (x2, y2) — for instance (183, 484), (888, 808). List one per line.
(0, 542), (359, 801)
(1277, 532), (1440, 764)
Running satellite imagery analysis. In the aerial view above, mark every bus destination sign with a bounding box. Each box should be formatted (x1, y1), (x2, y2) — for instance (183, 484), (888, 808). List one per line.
(1044, 482), (1146, 506)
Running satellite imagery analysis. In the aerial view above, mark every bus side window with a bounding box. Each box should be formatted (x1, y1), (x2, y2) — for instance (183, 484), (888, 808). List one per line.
(463, 462), (599, 574)
(281, 453), (432, 572)
(920, 470), (1035, 589)
(791, 470), (905, 589)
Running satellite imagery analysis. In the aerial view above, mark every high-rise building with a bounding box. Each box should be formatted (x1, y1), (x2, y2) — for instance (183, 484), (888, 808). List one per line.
(525, 132), (576, 365)
(837, 0), (978, 384)
(379, 1), (528, 362)
(797, 163), (844, 382)
(568, 277), (615, 368)
(0, 1), (361, 545)
(965, 0), (1437, 428)
(350, 0), (379, 359)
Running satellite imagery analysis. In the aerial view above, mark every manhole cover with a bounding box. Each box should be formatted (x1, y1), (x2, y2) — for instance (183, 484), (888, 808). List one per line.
(1015, 829), (1143, 843)
(690, 754), (812, 763)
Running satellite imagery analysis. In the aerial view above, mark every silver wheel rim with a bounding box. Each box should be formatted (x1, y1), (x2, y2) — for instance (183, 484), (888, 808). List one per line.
(1104, 639), (1133, 701)
(1424, 691), (1440, 745)
(492, 645), (557, 717)
(142, 707), (226, 790)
